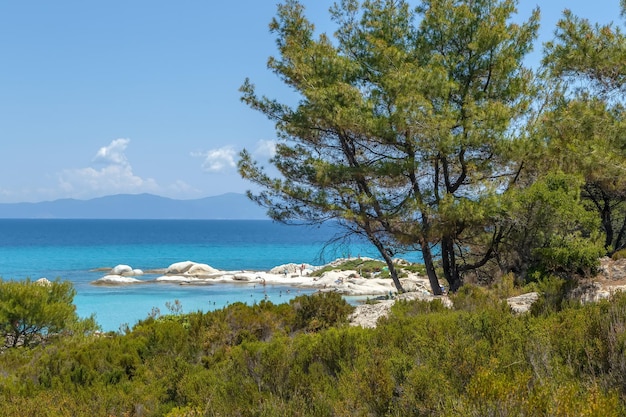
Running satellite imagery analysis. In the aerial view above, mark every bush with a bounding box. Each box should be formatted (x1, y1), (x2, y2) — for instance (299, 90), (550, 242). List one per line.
(291, 292), (354, 332)
(450, 283), (507, 312)
(0, 278), (97, 348)
(530, 275), (578, 316)
(612, 248), (626, 260)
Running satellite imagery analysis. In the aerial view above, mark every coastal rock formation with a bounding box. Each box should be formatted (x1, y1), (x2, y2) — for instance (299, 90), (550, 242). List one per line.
(187, 263), (219, 276)
(90, 260), (432, 297)
(110, 265), (144, 276)
(35, 277), (51, 286)
(94, 275), (143, 284)
(163, 261), (219, 277)
(269, 263), (314, 276)
(166, 261), (198, 275)
(91, 264), (145, 284)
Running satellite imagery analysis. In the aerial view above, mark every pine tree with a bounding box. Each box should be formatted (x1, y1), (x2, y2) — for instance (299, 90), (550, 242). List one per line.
(239, 0), (539, 292)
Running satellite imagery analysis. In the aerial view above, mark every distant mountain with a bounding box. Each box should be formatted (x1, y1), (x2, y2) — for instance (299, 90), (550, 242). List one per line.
(0, 193), (269, 219)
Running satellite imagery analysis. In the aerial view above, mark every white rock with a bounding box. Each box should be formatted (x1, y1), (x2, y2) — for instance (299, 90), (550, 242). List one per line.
(187, 263), (218, 275)
(111, 264), (133, 275)
(94, 275), (142, 284)
(156, 275), (194, 282)
(167, 261), (197, 274)
(35, 277), (51, 286)
(506, 292), (539, 314)
(349, 300), (394, 328)
(270, 263), (314, 275)
(233, 273), (254, 282)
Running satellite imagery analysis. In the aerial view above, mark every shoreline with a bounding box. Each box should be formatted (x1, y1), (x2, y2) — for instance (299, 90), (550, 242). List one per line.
(91, 259), (435, 297)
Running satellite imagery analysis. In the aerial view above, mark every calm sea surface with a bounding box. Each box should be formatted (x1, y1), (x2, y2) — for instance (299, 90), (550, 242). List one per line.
(0, 219), (415, 331)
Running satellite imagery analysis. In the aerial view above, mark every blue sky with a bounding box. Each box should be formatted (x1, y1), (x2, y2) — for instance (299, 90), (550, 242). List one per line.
(0, 1), (621, 203)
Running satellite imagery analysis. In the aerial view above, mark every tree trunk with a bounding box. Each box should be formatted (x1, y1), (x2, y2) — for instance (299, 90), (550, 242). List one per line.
(381, 250), (405, 294)
(441, 236), (462, 292)
(601, 197), (614, 252)
(420, 239), (442, 295)
(369, 234), (405, 293)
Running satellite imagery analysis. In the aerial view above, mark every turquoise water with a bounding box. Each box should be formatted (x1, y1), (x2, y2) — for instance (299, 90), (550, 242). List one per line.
(0, 219), (418, 331)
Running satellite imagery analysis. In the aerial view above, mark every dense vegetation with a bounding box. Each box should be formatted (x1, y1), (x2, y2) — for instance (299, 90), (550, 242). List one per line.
(238, 0), (626, 296)
(3, 281), (626, 416)
(0, 278), (98, 349)
(3, 0), (626, 414)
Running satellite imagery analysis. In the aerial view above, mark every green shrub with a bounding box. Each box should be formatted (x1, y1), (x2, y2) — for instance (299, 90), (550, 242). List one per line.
(533, 232), (605, 277)
(290, 292), (354, 332)
(530, 275), (580, 316)
(0, 278), (98, 348)
(612, 248), (626, 260)
(450, 283), (507, 312)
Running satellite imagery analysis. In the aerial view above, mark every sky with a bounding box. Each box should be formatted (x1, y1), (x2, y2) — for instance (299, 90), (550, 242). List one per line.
(0, 1), (622, 203)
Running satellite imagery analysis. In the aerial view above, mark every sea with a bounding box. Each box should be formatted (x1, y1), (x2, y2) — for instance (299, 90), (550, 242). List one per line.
(0, 219), (419, 332)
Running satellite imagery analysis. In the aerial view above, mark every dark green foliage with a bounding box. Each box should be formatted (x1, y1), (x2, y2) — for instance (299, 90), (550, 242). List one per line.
(4, 291), (626, 415)
(312, 258), (388, 277)
(291, 292), (354, 332)
(238, 0), (541, 294)
(613, 248), (626, 260)
(0, 278), (98, 348)
(498, 172), (605, 282)
(312, 258), (426, 278)
(449, 283), (508, 312)
(542, 8), (626, 256)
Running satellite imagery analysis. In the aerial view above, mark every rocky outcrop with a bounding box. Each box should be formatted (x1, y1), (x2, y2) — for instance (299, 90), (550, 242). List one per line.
(507, 292), (539, 314)
(93, 275), (144, 285)
(269, 263), (314, 276)
(110, 264), (143, 276)
(598, 256), (626, 282)
(35, 277), (51, 286)
(349, 292), (452, 328)
(349, 300), (394, 328)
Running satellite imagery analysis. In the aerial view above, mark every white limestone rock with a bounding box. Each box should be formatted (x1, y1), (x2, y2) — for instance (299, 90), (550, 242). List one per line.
(35, 277), (51, 286)
(93, 275), (143, 285)
(187, 263), (219, 276)
(507, 292), (539, 314)
(166, 261), (196, 274)
(111, 264), (133, 275)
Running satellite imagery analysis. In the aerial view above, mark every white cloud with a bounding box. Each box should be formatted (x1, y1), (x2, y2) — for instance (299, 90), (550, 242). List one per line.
(0, 138), (212, 203)
(59, 164), (159, 195)
(192, 140), (276, 174)
(254, 139), (277, 158)
(192, 146), (237, 173)
(93, 138), (130, 165)
(58, 138), (160, 198)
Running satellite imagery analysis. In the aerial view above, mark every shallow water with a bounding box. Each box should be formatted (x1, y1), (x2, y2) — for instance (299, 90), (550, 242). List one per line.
(0, 219), (420, 331)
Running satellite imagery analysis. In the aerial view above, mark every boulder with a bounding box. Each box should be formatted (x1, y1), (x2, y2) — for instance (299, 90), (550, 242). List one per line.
(233, 273), (253, 282)
(506, 292), (539, 314)
(187, 263), (219, 276)
(166, 261), (196, 275)
(598, 257), (626, 282)
(349, 300), (394, 328)
(93, 275), (143, 285)
(111, 264), (133, 275)
(35, 277), (51, 286)
(270, 263), (314, 276)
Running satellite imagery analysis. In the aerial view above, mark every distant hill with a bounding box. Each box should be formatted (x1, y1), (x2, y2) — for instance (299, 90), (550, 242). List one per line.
(0, 193), (269, 219)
